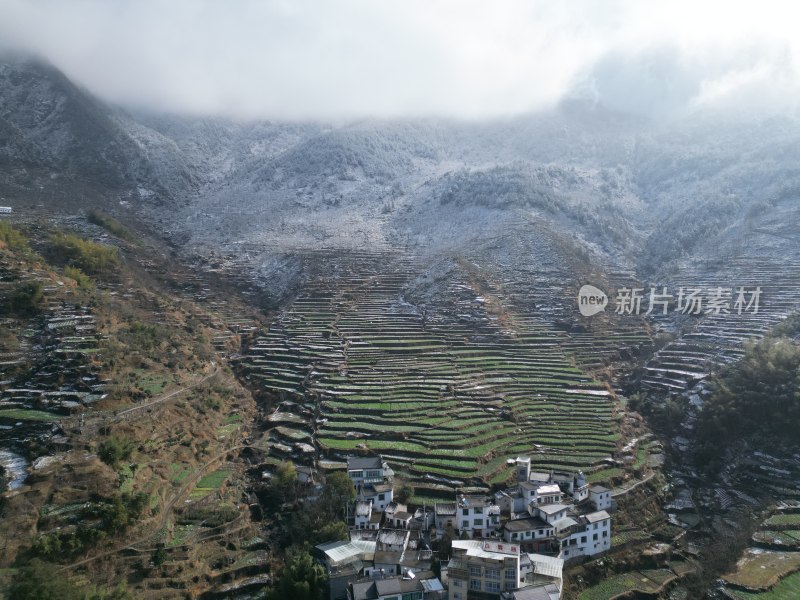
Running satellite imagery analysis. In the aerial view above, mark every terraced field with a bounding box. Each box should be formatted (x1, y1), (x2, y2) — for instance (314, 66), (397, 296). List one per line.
(240, 250), (645, 496)
(640, 257), (800, 394)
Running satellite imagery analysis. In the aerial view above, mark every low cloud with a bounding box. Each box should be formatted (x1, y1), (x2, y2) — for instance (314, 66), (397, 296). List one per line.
(0, 0), (798, 120)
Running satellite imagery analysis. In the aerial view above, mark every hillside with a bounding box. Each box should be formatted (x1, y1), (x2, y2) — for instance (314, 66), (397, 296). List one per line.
(0, 212), (275, 597)
(1, 55), (799, 599)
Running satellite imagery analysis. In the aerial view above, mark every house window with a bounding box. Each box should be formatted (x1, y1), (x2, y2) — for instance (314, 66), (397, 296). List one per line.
(452, 579), (462, 588)
(378, 494), (385, 501)
(469, 566), (481, 577)
(462, 520), (469, 528)
(463, 508), (469, 516)
(474, 507), (483, 514)
(473, 518), (483, 526)
(486, 581), (500, 593)
(593, 523), (598, 530)
(603, 531), (608, 538)
(581, 536), (587, 543)
(512, 533), (518, 540)
(505, 568), (516, 580)
(485, 568), (499, 580)
(538, 529), (543, 535)
(453, 594), (462, 600)
(564, 550), (569, 556)
(469, 579), (481, 591)
(525, 531), (531, 538)
(593, 533), (598, 541)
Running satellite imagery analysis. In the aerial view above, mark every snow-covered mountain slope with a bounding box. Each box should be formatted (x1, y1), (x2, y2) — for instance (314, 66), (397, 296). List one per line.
(1, 54), (799, 281)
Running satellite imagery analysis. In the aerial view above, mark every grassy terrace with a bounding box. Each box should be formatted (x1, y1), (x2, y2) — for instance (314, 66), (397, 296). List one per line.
(0, 408), (61, 421)
(241, 251), (626, 489)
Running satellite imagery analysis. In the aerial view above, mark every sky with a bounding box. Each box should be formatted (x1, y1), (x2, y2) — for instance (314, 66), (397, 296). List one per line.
(0, 0), (799, 120)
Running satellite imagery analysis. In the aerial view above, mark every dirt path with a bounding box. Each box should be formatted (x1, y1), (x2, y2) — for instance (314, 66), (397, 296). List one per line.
(111, 364), (220, 421)
(611, 470), (656, 498)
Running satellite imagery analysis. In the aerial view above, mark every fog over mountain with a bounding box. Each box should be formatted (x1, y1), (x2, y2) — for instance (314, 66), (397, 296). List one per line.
(2, 0), (800, 120)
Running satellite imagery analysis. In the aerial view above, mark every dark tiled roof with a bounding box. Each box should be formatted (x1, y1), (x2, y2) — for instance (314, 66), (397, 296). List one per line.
(348, 456), (383, 471)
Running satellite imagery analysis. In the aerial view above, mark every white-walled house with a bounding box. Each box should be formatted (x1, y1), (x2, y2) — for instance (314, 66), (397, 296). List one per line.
(347, 456), (393, 487)
(520, 482), (563, 507)
(501, 516), (555, 553)
(354, 500), (372, 530)
(572, 473), (589, 503)
(389, 510), (414, 530)
(448, 540), (522, 599)
(531, 503), (569, 526)
(556, 510), (611, 560)
(358, 482), (394, 511)
(456, 495), (501, 539)
(589, 485), (612, 511)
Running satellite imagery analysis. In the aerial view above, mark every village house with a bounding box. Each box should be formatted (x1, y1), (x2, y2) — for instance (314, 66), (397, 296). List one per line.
(555, 510), (611, 560)
(411, 507), (435, 531)
(354, 500), (373, 530)
(346, 456), (397, 531)
(347, 456), (394, 487)
(588, 485), (612, 511)
(454, 494), (501, 539)
(446, 540), (564, 600)
(434, 502), (457, 532)
(357, 482), (394, 512)
(389, 509), (414, 530)
(347, 570), (445, 600)
(446, 540), (522, 598)
(384, 502), (407, 521)
(496, 457), (613, 561)
(500, 516), (555, 553)
(509, 553), (564, 599)
(316, 539), (377, 600)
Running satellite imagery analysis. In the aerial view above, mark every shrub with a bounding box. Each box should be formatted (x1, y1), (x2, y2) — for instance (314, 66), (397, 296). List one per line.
(6, 281), (43, 316)
(0, 221), (30, 253)
(87, 209), (137, 242)
(9, 559), (86, 600)
(49, 233), (119, 276)
(64, 266), (94, 290)
(99, 435), (136, 468)
(124, 321), (167, 353)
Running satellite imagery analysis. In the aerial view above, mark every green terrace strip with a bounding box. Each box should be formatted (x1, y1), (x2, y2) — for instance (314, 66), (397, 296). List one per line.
(189, 469), (232, 500)
(0, 409), (60, 421)
(579, 569), (677, 600)
(240, 252), (626, 489)
(724, 572), (800, 600)
(763, 513), (800, 528)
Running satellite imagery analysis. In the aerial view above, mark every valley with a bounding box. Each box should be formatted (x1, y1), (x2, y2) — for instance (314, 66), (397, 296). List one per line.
(0, 53), (798, 600)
